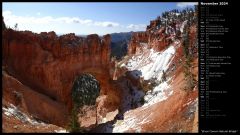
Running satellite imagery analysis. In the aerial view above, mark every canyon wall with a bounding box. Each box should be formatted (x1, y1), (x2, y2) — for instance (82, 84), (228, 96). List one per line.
(128, 25), (170, 55)
(128, 32), (148, 55)
(128, 10), (198, 55)
(2, 25), (120, 126)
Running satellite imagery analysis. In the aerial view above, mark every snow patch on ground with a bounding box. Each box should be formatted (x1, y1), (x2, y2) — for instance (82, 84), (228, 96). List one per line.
(143, 78), (173, 107)
(99, 109), (119, 124)
(120, 63), (126, 68)
(120, 44), (177, 108)
(123, 45), (176, 81)
(180, 20), (188, 33)
(114, 43), (179, 132)
(113, 112), (151, 133)
(112, 78), (174, 132)
(2, 104), (46, 126)
(54, 129), (68, 133)
(3, 103), (69, 132)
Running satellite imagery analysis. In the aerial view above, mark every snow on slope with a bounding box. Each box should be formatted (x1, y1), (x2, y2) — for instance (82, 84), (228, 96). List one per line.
(113, 108), (152, 133)
(180, 20), (188, 33)
(143, 78), (173, 107)
(112, 78), (174, 132)
(112, 42), (180, 132)
(120, 42), (180, 107)
(3, 103), (69, 133)
(54, 129), (68, 133)
(3, 104), (45, 126)
(122, 43), (177, 81)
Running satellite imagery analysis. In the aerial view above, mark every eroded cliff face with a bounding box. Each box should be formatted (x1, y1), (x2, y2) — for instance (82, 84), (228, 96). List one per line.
(127, 32), (148, 55)
(127, 12), (198, 56)
(109, 9), (198, 133)
(128, 30), (171, 56)
(2, 71), (68, 126)
(2, 27), (120, 127)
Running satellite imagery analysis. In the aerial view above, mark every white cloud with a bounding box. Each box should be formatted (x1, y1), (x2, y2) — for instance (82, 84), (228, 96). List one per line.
(176, 2), (198, 8)
(127, 24), (146, 30)
(3, 10), (119, 27)
(3, 10), (12, 16)
(2, 10), (148, 35)
(94, 21), (119, 27)
(37, 12), (41, 15)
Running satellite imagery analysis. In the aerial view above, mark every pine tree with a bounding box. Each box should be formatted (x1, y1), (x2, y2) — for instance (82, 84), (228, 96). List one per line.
(68, 74), (100, 132)
(162, 70), (167, 82)
(68, 105), (81, 133)
(182, 24), (190, 58)
(14, 23), (18, 31)
(2, 17), (6, 30)
(182, 19), (195, 91)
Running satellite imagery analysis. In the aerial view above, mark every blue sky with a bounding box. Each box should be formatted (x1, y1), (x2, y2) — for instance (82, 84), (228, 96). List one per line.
(3, 2), (197, 35)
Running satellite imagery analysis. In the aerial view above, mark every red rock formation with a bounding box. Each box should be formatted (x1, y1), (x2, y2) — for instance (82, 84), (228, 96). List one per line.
(128, 32), (148, 55)
(189, 24), (198, 57)
(2, 71), (68, 126)
(113, 66), (128, 81)
(148, 31), (172, 52)
(2, 27), (119, 127)
(128, 17), (174, 55)
(128, 31), (169, 55)
(146, 16), (161, 31)
(128, 37), (137, 55)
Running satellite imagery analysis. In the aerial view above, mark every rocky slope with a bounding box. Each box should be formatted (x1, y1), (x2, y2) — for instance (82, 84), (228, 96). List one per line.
(2, 6), (198, 133)
(106, 7), (198, 133)
(2, 99), (68, 133)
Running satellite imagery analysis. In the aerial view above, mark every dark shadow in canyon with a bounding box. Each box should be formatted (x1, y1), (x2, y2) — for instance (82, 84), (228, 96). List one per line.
(116, 70), (145, 118)
(90, 70), (145, 133)
(89, 120), (115, 133)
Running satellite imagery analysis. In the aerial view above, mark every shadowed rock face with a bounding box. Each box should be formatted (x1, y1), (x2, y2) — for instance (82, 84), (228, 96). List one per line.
(2, 27), (120, 127)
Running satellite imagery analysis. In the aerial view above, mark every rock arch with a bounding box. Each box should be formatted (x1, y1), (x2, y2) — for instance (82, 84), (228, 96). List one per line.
(2, 29), (120, 127)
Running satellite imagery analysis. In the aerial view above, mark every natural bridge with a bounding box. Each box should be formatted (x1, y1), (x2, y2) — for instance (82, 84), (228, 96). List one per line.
(2, 29), (120, 127)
